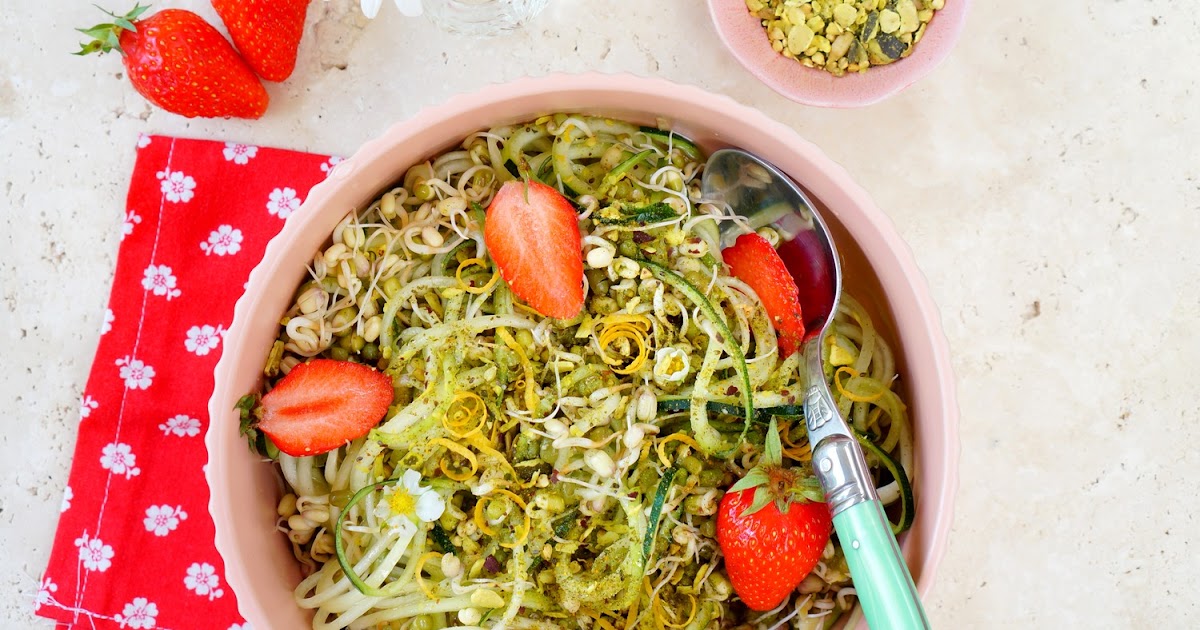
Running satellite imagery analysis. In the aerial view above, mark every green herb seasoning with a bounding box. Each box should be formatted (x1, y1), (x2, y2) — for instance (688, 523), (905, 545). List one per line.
(745, 0), (944, 76)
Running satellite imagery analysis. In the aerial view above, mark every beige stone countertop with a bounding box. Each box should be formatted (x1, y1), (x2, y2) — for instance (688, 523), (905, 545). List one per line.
(3, 0), (1197, 627)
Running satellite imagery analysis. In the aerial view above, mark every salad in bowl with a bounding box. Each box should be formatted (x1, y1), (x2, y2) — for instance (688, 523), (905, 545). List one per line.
(206, 74), (957, 630)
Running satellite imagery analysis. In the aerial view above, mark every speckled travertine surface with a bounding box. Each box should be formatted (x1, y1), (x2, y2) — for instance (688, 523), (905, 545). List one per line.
(2, 0), (1198, 627)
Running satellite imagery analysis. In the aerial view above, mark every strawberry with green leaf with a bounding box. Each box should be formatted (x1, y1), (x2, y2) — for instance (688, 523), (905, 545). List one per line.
(716, 418), (832, 611)
(76, 4), (269, 119)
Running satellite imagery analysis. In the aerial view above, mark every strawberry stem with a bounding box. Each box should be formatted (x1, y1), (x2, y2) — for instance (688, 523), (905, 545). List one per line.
(73, 3), (149, 56)
(730, 418), (825, 517)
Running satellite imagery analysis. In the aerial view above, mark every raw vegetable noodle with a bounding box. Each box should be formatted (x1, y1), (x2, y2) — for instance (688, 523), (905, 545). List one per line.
(246, 114), (916, 629)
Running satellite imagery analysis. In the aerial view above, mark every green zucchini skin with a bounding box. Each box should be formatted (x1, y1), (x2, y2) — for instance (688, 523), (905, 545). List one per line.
(656, 397), (803, 424)
(853, 429), (915, 534)
(638, 126), (703, 161)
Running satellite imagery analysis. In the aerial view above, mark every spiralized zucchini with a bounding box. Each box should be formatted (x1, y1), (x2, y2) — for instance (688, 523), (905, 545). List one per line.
(259, 114), (916, 630)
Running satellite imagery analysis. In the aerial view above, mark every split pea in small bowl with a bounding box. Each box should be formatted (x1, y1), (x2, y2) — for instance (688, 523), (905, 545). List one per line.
(708, 0), (971, 107)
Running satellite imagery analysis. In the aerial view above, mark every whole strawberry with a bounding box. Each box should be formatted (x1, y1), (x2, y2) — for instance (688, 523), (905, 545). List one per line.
(76, 4), (269, 119)
(716, 419), (832, 611)
(212, 0), (311, 82)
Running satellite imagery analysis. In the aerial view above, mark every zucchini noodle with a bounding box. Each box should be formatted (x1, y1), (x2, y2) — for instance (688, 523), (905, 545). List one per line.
(254, 114), (917, 630)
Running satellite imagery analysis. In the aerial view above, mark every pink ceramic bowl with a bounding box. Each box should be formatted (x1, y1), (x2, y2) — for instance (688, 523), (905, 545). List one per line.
(708, 0), (971, 107)
(207, 73), (958, 628)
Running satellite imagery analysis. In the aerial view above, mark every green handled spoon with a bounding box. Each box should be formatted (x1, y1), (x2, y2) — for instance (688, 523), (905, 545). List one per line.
(703, 148), (929, 630)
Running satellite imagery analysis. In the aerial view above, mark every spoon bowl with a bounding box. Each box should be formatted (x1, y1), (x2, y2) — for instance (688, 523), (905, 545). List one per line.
(701, 148), (841, 337)
(701, 148), (931, 630)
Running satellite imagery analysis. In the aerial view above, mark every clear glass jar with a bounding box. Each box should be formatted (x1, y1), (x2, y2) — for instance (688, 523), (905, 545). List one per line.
(423, 0), (549, 37)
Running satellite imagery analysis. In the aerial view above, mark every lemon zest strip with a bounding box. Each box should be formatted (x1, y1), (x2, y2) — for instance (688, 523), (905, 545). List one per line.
(413, 551), (443, 601)
(656, 432), (703, 469)
(455, 257), (500, 295)
(432, 437), (478, 482)
(497, 327), (538, 412)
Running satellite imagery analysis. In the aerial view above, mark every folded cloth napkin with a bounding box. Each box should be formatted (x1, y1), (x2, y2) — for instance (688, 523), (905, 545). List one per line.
(37, 135), (338, 629)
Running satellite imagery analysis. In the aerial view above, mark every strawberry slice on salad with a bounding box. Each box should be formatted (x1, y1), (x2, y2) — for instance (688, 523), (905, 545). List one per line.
(722, 232), (807, 357)
(255, 359), (393, 457)
(484, 180), (585, 319)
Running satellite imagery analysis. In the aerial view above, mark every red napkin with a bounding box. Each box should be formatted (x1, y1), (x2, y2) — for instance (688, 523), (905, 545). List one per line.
(37, 135), (338, 630)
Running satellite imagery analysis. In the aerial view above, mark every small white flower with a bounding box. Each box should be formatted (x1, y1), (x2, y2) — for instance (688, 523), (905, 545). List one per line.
(156, 169), (196, 203)
(266, 187), (301, 219)
(319, 156), (344, 174)
(137, 134), (152, 149)
(222, 142), (259, 165)
(184, 325), (224, 356)
(375, 469), (446, 528)
(144, 505), (188, 537)
(80, 394), (99, 419)
(101, 308), (114, 335)
(115, 597), (159, 629)
(360, 0), (383, 18)
(160, 414), (202, 437)
(115, 357), (155, 390)
(653, 347), (691, 385)
(60, 486), (73, 513)
(122, 211), (142, 241)
(34, 577), (58, 610)
(184, 562), (225, 601)
(200, 225), (243, 256)
(100, 442), (141, 479)
(141, 264), (181, 300)
(361, 0), (423, 18)
(74, 533), (114, 572)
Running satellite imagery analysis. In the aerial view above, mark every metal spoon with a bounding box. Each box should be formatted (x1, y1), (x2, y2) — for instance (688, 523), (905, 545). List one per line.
(702, 148), (930, 630)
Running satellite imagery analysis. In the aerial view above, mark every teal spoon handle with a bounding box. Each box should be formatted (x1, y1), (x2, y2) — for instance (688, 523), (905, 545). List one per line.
(833, 499), (930, 629)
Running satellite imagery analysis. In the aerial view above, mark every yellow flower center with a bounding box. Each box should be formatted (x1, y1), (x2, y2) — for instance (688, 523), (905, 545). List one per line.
(388, 488), (416, 516)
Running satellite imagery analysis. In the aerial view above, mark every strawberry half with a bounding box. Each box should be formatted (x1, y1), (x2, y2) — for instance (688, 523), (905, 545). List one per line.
(212, 0), (310, 82)
(257, 359), (393, 457)
(484, 180), (585, 319)
(722, 232), (806, 356)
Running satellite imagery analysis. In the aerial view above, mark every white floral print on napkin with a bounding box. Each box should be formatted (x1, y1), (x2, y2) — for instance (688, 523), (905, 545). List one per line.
(115, 597), (159, 629)
(80, 394), (98, 419)
(74, 532), (114, 573)
(184, 562), (225, 601)
(266, 187), (301, 219)
(200, 225), (243, 256)
(156, 169), (196, 203)
(159, 414), (202, 438)
(144, 505), (188, 537)
(141, 264), (181, 300)
(222, 142), (258, 165)
(100, 442), (142, 479)
(184, 325), (224, 356)
(116, 357), (155, 390)
(122, 211), (142, 240)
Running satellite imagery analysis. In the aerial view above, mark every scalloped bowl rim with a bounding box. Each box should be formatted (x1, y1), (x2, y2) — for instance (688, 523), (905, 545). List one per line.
(207, 72), (959, 629)
(706, 0), (972, 107)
